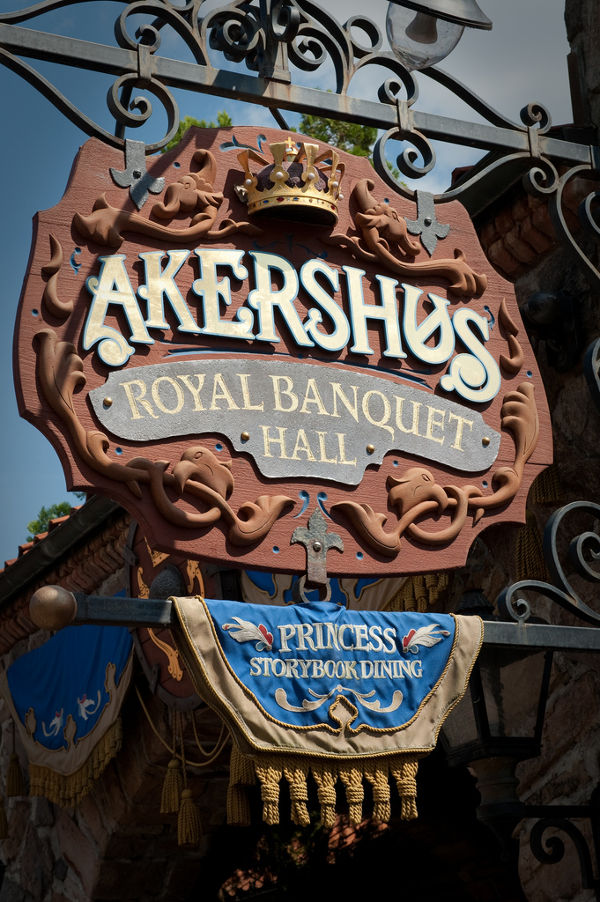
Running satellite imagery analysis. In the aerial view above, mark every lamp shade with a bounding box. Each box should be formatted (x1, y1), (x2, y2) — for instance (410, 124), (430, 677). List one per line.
(387, 0), (492, 31)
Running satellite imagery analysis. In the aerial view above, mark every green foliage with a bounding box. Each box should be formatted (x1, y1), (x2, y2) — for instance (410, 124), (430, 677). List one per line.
(298, 113), (376, 158)
(162, 111), (233, 151)
(26, 502), (72, 540)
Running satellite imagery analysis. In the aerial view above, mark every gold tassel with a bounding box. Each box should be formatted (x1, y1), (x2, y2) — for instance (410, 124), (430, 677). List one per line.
(283, 758), (310, 827)
(390, 756), (419, 821)
(29, 718), (122, 807)
(338, 765), (364, 825)
(254, 758), (282, 825)
(160, 758), (182, 815)
(6, 753), (26, 798)
(177, 789), (202, 846)
(227, 745), (255, 826)
(515, 511), (547, 581)
(312, 761), (337, 828)
(363, 761), (391, 823)
(530, 464), (561, 505)
(0, 795), (8, 840)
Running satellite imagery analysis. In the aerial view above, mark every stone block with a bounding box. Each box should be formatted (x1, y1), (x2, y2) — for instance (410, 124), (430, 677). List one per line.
(56, 813), (101, 897)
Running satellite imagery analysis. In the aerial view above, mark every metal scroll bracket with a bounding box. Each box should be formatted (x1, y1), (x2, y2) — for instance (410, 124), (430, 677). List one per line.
(110, 138), (165, 210)
(290, 508), (343, 594)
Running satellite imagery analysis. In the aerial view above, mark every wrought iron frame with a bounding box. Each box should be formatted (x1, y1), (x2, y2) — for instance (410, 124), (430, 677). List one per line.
(3, 0), (600, 894)
(0, 0), (599, 284)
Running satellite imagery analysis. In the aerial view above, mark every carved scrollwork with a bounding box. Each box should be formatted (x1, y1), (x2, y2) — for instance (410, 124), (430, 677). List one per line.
(327, 178), (487, 299)
(41, 234), (73, 320)
(333, 382), (539, 558)
(73, 149), (261, 249)
(35, 329), (294, 546)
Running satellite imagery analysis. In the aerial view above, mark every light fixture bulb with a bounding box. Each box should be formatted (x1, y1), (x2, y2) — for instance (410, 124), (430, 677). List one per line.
(387, 4), (464, 69)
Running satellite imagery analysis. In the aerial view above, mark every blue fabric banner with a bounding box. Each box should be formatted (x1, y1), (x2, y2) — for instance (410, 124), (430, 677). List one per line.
(6, 625), (132, 751)
(205, 599), (456, 732)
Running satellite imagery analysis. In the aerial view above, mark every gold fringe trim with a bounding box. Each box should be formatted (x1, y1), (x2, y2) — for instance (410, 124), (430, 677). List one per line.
(28, 718), (122, 808)
(386, 572), (450, 612)
(160, 758), (183, 814)
(0, 796), (7, 840)
(515, 510), (548, 582)
(177, 788), (202, 846)
(227, 748), (420, 827)
(6, 753), (27, 798)
(530, 464), (561, 505)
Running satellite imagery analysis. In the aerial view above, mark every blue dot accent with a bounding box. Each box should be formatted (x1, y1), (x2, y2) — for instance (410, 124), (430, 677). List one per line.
(215, 443), (223, 451)
(482, 480), (488, 488)
(115, 447), (123, 456)
(31, 309), (39, 317)
(272, 546), (280, 554)
(393, 460), (399, 467)
(527, 370), (533, 378)
(356, 552), (364, 560)
(173, 161), (181, 168)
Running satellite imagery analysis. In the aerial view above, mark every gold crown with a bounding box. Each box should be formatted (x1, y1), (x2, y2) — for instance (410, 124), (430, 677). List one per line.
(235, 137), (344, 224)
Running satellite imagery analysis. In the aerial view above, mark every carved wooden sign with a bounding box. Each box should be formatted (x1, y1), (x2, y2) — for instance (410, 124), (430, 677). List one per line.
(14, 126), (552, 577)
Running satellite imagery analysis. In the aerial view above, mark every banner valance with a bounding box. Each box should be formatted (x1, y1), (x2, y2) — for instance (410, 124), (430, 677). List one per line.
(1, 625), (133, 807)
(171, 596), (482, 827)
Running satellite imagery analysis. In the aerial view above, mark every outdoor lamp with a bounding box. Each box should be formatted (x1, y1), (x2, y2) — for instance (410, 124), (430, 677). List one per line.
(440, 591), (553, 853)
(386, 0), (492, 70)
(441, 591), (552, 768)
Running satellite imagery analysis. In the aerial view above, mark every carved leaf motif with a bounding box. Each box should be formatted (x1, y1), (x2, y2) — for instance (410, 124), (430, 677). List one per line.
(73, 148), (261, 249)
(328, 179), (487, 299)
(35, 328), (293, 547)
(333, 387), (540, 556)
(41, 234), (72, 320)
(498, 297), (524, 375)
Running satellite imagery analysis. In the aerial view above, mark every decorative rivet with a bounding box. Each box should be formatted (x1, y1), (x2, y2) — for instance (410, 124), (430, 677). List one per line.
(241, 431), (250, 442)
(366, 444), (375, 454)
(312, 541), (322, 552)
(424, 216), (432, 227)
(103, 397), (113, 408)
(482, 436), (490, 447)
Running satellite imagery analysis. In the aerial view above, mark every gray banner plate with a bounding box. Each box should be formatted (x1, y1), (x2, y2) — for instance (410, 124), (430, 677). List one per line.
(89, 357), (500, 485)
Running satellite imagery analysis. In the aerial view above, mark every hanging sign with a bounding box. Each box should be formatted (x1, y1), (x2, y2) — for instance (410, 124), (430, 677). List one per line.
(171, 596), (483, 825)
(13, 126), (552, 575)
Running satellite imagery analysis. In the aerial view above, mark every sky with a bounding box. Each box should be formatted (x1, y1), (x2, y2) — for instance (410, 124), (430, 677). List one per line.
(0, 0), (572, 564)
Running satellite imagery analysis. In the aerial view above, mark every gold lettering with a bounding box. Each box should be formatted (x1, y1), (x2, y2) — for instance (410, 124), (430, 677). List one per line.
(261, 426), (289, 458)
(425, 406), (445, 445)
(270, 375), (298, 412)
(299, 378), (329, 416)
(362, 390), (394, 438)
(121, 379), (158, 420)
(151, 376), (185, 414)
(316, 431), (337, 464)
(176, 374), (205, 411)
(336, 433), (357, 466)
(291, 428), (315, 461)
(237, 373), (264, 411)
(447, 412), (474, 451)
(330, 382), (359, 422)
(395, 396), (422, 436)
(210, 373), (239, 410)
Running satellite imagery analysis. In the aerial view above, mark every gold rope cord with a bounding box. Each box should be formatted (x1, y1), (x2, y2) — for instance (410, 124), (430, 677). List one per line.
(227, 749), (420, 828)
(134, 685), (230, 767)
(28, 718), (122, 808)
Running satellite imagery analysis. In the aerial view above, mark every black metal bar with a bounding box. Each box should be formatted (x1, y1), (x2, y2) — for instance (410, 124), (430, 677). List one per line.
(0, 23), (594, 166)
(65, 591), (600, 652)
(73, 592), (173, 627)
(483, 620), (600, 653)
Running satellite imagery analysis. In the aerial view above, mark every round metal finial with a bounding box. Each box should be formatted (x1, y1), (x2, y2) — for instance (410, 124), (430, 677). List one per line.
(387, 0), (492, 30)
(29, 585), (78, 630)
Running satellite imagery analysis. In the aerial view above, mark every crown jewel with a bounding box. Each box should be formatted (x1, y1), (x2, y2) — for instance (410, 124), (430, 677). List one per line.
(235, 137), (345, 224)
